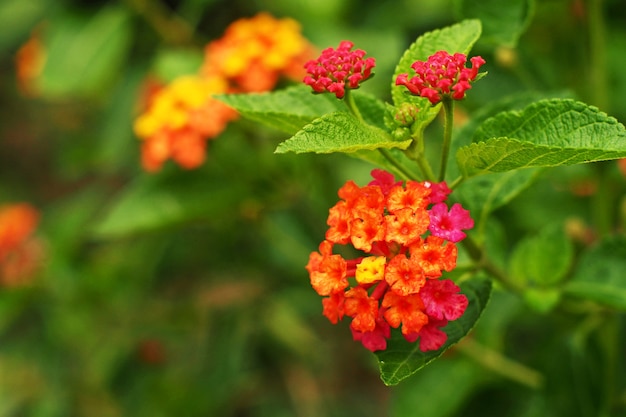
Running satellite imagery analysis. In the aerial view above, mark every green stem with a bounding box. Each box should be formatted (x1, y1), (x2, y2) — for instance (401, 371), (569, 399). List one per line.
(124, 0), (194, 45)
(404, 132), (436, 182)
(343, 89), (363, 122)
(462, 235), (524, 294)
(591, 161), (614, 236)
(456, 339), (544, 389)
(448, 175), (464, 190)
(378, 149), (414, 180)
(438, 98), (454, 182)
(587, 0), (608, 110)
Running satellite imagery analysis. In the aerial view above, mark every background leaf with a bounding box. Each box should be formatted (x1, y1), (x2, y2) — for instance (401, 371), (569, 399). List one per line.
(376, 276), (492, 386)
(91, 173), (246, 239)
(564, 236), (626, 310)
(509, 222), (574, 287)
(453, 0), (534, 47)
(456, 99), (626, 177)
(38, 5), (132, 98)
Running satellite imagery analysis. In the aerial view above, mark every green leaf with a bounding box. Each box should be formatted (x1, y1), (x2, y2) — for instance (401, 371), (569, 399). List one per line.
(564, 236), (626, 310)
(216, 85), (343, 135)
(452, 92), (574, 226)
(376, 277), (492, 386)
(216, 85), (387, 135)
(509, 222), (574, 287)
(391, 19), (482, 109)
(391, 356), (487, 417)
(456, 169), (540, 230)
(453, 0), (534, 47)
(38, 6), (132, 98)
(91, 173), (246, 239)
(456, 99), (626, 177)
(275, 111), (411, 154)
(0, 0), (51, 54)
(152, 48), (204, 82)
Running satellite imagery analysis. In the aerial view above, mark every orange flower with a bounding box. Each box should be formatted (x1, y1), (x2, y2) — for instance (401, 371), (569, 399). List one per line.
(15, 28), (47, 96)
(133, 75), (237, 172)
(0, 203), (43, 287)
(202, 13), (315, 92)
(382, 291), (428, 336)
(306, 170), (473, 352)
(134, 13), (315, 172)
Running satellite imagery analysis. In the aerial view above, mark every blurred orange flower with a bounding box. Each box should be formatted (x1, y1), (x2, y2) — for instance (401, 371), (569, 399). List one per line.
(0, 203), (43, 287)
(15, 28), (47, 96)
(134, 12), (315, 172)
(133, 75), (237, 172)
(203, 12), (315, 92)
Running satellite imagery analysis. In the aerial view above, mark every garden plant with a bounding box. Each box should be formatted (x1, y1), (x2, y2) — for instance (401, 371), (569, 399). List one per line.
(1, 0), (625, 416)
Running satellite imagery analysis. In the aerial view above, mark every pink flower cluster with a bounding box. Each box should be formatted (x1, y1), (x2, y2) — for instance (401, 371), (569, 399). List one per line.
(303, 41), (376, 99)
(396, 51), (486, 104)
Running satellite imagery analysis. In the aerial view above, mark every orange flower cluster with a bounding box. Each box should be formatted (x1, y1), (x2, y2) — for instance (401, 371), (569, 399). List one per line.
(134, 13), (315, 172)
(0, 203), (43, 287)
(306, 170), (473, 352)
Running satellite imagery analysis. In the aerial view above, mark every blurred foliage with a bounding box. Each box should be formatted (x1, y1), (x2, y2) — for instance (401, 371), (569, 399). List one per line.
(0, 0), (625, 416)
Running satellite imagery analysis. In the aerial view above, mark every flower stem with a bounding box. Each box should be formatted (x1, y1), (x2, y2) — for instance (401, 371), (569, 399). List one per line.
(456, 338), (544, 389)
(438, 98), (454, 182)
(587, 0), (608, 110)
(461, 235), (524, 294)
(448, 175), (464, 190)
(343, 89), (364, 122)
(378, 148), (414, 180)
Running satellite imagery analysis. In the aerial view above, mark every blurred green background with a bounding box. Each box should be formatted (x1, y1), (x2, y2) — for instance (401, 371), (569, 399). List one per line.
(1, 0), (625, 416)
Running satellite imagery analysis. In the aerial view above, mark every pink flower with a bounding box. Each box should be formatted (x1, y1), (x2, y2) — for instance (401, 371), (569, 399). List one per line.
(424, 181), (452, 203)
(351, 315), (391, 352)
(368, 169), (402, 196)
(416, 319), (449, 352)
(419, 279), (468, 321)
(396, 51), (485, 104)
(428, 202), (474, 243)
(303, 41), (376, 99)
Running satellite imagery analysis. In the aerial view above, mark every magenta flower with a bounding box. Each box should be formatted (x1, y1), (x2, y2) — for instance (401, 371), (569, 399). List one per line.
(424, 181), (452, 203)
(419, 279), (468, 321)
(350, 315), (391, 352)
(303, 41), (376, 99)
(396, 51), (486, 104)
(415, 319), (449, 351)
(428, 202), (474, 243)
(368, 168), (402, 196)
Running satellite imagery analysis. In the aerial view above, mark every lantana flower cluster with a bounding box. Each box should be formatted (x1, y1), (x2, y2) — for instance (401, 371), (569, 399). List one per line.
(134, 13), (315, 172)
(306, 169), (474, 352)
(396, 51), (486, 104)
(303, 41), (375, 99)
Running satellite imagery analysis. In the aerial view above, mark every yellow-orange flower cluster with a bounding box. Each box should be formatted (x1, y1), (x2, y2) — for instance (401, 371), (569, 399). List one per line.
(0, 203), (43, 287)
(134, 13), (315, 172)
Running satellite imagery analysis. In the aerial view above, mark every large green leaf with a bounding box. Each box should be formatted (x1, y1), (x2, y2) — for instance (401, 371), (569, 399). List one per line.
(456, 99), (626, 177)
(564, 236), (626, 310)
(391, 19), (482, 109)
(376, 277), (492, 386)
(453, 0), (534, 47)
(275, 111), (411, 154)
(38, 6), (132, 98)
(216, 85), (388, 135)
